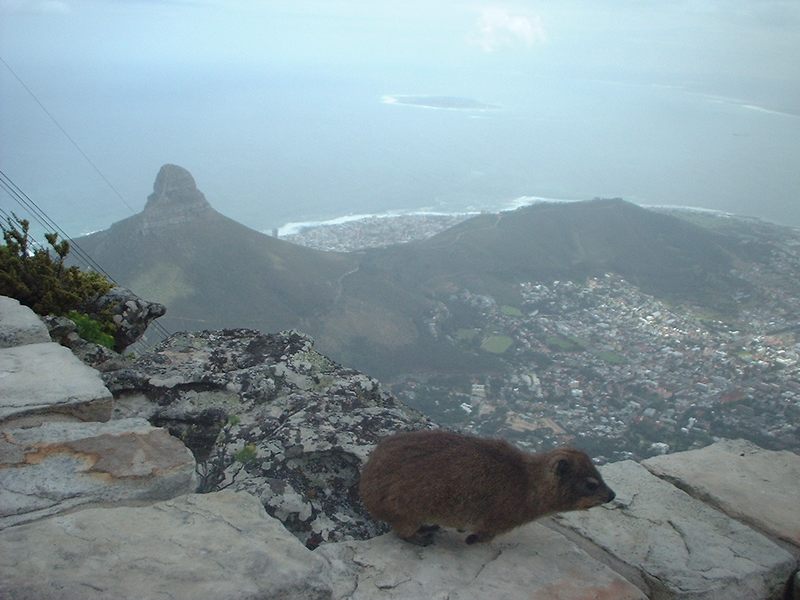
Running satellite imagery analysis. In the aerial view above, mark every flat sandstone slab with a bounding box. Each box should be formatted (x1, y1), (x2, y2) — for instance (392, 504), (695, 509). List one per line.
(0, 418), (197, 529)
(642, 439), (800, 549)
(0, 296), (50, 348)
(0, 492), (332, 600)
(317, 522), (647, 600)
(0, 342), (112, 423)
(552, 460), (795, 600)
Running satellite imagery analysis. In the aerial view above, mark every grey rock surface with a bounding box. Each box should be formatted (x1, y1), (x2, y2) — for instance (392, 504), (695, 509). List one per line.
(552, 460), (795, 600)
(0, 491), (333, 600)
(70, 340), (129, 371)
(0, 342), (112, 423)
(42, 314), (82, 345)
(91, 286), (166, 351)
(0, 295), (50, 347)
(318, 523), (647, 600)
(0, 417), (197, 529)
(105, 328), (431, 547)
(643, 438), (800, 550)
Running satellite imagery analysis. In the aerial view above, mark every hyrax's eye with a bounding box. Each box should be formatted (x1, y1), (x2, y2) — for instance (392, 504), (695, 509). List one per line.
(585, 478), (600, 492)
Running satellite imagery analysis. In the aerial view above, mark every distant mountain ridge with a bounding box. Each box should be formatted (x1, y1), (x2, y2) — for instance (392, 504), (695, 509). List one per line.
(73, 165), (749, 375)
(371, 198), (740, 303)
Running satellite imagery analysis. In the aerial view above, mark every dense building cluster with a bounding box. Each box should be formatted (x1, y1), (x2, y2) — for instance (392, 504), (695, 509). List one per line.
(401, 273), (799, 462)
(280, 214), (472, 251)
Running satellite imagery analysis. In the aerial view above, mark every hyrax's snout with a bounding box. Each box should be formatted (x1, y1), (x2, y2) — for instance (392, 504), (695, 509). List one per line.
(588, 477), (615, 503)
(569, 470), (615, 509)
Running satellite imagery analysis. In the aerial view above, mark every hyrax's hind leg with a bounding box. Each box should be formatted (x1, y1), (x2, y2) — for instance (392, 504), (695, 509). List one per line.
(392, 520), (436, 546)
(465, 530), (496, 545)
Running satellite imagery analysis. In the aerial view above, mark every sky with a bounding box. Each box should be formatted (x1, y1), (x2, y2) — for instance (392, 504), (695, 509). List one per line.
(3, 1), (798, 93)
(1, 0), (799, 235)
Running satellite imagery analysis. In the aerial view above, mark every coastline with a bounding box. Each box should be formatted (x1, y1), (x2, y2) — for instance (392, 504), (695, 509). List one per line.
(273, 195), (583, 238)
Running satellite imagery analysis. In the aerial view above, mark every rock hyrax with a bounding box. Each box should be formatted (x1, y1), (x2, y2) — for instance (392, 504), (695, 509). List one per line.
(359, 429), (615, 545)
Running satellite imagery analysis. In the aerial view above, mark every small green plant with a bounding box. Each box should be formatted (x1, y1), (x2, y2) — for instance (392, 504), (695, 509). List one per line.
(67, 311), (116, 349)
(0, 215), (116, 337)
(596, 350), (627, 365)
(234, 443), (258, 465)
(545, 334), (584, 352)
(500, 305), (523, 317)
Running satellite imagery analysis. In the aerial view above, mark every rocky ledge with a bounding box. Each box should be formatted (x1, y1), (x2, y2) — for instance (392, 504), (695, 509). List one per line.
(0, 295), (798, 599)
(104, 327), (431, 546)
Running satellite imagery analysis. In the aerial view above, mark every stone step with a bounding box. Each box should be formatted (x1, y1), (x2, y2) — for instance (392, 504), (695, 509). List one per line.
(0, 418), (197, 529)
(550, 460), (795, 600)
(642, 438), (800, 553)
(0, 296), (50, 348)
(0, 342), (112, 424)
(0, 491), (333, 600)
(317, 523), (647, 600)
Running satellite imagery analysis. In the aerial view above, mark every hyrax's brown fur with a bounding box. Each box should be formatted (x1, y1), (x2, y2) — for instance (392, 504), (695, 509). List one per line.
(359, 429), (615, 545)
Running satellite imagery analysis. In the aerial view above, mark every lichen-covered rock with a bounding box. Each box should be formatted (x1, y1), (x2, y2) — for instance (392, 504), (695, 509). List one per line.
(42, 285), (165, 364)
(91, 287), (166, 351)
(42, 314), (81, 345)
(104, 328), (432, 547)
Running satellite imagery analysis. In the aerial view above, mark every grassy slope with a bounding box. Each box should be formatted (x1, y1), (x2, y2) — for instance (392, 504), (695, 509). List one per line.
(73, 209), (357, 335)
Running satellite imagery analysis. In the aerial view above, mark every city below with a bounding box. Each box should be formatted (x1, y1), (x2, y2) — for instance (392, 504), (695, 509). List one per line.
(285, 211), (800, 462)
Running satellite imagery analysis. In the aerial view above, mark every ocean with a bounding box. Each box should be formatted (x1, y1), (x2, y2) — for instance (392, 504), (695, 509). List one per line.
(2, 64), (799, 241)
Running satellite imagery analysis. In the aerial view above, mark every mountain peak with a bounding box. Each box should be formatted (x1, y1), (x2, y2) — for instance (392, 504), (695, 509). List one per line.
(141, 164), (213, 229)
(153, 164), (197, 194)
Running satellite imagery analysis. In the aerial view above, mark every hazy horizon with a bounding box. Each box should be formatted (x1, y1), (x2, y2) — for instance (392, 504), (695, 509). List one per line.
(2, 1), (799, 239)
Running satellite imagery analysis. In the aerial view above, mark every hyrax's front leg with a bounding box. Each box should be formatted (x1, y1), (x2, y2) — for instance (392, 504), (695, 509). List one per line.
(465, 531), (496, 545)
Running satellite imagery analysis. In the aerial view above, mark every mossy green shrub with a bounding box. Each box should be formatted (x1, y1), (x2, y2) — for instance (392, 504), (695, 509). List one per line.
(0, 215), (116, 339)
(67, 311), (116, 349)
(234, 443), (258, 465)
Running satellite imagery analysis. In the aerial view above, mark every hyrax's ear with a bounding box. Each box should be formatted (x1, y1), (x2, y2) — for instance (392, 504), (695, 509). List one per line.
(552, 456), (571, 478)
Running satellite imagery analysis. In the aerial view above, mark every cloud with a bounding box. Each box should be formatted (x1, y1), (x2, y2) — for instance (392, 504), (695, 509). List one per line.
(473, 6), (546, 52)
(0, 0), (71, 14)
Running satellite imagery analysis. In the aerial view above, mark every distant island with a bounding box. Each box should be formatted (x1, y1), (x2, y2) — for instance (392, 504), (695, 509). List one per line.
(382, 95), (500, 111)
